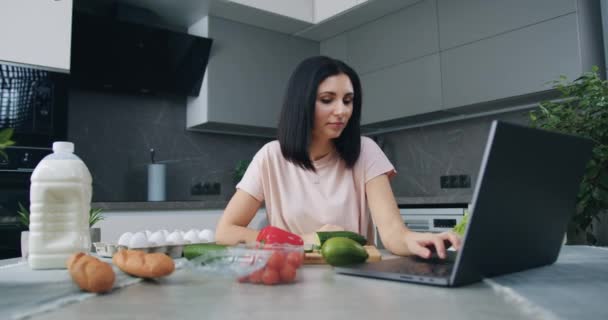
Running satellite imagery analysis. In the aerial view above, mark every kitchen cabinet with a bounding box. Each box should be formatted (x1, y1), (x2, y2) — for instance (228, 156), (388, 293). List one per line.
(437, 0), (576, 50)
(441, 13), (592, 109)
(319, 0), (602, 130)
(347, 0), (438, 75)
(361, 54), (442, 124)
(0, 0), (73, 72)
(187, 16), (318, 137)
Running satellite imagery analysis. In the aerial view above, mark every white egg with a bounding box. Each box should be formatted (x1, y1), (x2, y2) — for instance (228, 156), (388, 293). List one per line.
(161, 229), (170, 238)
(199, 229), (215, 243)
(145, 230), (153, 238)
(183, 230), (200, 243)
(118, 232), (133, 246)
(129, 232), (149, 248)
(149, 231), (167, 246)
(166, 231), (185, 245)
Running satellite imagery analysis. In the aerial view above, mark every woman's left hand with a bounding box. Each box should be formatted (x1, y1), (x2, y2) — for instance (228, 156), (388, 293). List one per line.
(403, 230), (462, 259)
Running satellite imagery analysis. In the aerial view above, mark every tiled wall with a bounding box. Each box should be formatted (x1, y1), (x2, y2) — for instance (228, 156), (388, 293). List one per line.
(67, 89), (270, 202)
(381, 110), (530, 198)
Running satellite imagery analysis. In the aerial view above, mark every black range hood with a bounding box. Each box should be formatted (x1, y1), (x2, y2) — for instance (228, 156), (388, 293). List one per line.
(70, 12), (212, 97)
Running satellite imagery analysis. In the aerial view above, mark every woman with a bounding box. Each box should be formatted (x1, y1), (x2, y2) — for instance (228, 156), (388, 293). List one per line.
(216, 56), (460, 259)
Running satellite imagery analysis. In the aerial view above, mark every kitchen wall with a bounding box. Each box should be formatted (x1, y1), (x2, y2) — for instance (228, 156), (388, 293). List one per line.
(380, 110), (530, 200)
(67, 89), (270, 202)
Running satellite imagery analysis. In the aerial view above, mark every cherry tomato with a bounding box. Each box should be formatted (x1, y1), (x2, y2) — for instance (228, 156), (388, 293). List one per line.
(266, 251), (286, 270)
(248, 268), (264, 284)
(262, 267), (280, 285)
(286, 251), (303, 268)
(279, 263), (297, 283)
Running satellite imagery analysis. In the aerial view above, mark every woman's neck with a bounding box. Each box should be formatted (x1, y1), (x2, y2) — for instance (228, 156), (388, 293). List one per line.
(309, 137), (333, 161)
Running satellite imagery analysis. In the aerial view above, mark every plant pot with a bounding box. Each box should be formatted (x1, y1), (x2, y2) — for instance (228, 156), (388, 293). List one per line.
(90, 227), (101, 252)
(21, 231), (29, 261)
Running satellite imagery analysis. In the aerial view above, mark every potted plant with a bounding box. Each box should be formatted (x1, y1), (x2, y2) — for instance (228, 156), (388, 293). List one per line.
(0, 128), (15, 159)
(18, 203), (105, 258)
(233, 160), (250, 185)
(529, 66), (608, 244)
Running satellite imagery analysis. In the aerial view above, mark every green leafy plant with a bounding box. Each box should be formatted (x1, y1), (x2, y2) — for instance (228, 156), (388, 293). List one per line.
(17, 202), (30, 229)
(0, 128), (16, 159)
(453, 211), (469, 237)
(16, 203), (105, 228)
(233, 160), (250, 184)
(529, 66), (608, 244)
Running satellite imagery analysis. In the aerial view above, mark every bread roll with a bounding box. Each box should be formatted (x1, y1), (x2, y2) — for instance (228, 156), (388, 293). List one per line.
(112, 250), (174, 278)
(66, 252), (115, 293)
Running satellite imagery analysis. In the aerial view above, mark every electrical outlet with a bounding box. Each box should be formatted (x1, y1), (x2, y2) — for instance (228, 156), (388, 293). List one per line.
(191, 182), (221, 195)
(440, 174), (471, 189)
(458, 174), (471, 188)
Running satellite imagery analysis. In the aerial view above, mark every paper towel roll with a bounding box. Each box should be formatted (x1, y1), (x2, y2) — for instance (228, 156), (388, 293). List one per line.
(147, 164), (166, 201)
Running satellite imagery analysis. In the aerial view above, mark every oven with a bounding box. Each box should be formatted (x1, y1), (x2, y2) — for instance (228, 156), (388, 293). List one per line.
(0, 62), (67, 258)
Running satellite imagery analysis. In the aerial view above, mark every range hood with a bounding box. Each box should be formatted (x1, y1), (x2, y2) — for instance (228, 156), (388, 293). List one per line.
(70, 12), (212, 97)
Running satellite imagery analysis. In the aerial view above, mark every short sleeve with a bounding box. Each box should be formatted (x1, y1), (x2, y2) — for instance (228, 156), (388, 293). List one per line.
(236, 146), (266, 202)
(360, 137), (397, 183)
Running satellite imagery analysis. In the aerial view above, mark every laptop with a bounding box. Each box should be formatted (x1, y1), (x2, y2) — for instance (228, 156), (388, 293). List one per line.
(335, 120), (594, 287)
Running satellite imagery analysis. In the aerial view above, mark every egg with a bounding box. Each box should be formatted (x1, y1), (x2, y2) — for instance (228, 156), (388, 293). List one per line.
(160, 229), (170, 238)
(183, 230), (200, 243)
(199, 229), (215, 243)
(145, 230), (153, 238)
(166, 231), (185, 245)
(149, 231), (167, 246)
(118, 232), (133, 246)
(129, 232), (149, 248)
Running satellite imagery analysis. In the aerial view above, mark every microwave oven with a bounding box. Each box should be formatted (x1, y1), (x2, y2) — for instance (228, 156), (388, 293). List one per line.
(0, 62), (68, 172)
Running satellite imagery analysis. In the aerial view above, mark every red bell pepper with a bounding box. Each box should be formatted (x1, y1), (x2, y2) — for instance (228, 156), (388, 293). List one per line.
(256, 226), (303, 246)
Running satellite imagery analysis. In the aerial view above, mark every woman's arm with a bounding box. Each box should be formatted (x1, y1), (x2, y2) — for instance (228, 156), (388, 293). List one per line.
(215, 190), (263, 245)
(366, 174), (461, 258)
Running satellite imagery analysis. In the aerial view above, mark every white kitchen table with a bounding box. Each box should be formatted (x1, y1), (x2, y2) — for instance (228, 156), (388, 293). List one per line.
(1, 246), (606, 320)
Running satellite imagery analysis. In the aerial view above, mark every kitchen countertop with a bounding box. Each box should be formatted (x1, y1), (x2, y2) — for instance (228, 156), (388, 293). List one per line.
(2, 246), (606, 320)
(94, 195), (472, 211)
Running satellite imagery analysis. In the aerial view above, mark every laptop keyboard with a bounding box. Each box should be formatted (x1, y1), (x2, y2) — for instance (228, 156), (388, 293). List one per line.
(373, 251), (457, 278)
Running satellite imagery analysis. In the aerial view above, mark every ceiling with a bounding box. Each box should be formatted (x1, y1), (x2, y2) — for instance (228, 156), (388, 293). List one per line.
(74, 0), (211, 29)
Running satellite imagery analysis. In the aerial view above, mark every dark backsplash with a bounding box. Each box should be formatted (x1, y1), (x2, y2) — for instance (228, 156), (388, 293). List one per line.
(68, 87), (531, 202)
(381, 110), (530, 199)
(67, 89), (270, 202)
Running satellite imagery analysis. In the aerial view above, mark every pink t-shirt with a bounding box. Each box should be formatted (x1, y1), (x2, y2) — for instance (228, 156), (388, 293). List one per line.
(236, 136), (396, 240)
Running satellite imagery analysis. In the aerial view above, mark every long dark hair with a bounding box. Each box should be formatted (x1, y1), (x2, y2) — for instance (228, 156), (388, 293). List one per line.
(277, 56), (362, 171)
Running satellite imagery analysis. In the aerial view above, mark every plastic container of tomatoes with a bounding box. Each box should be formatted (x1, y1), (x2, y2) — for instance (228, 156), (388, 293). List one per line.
(186, 243), (304, 285)
(238, 243), (304, 285)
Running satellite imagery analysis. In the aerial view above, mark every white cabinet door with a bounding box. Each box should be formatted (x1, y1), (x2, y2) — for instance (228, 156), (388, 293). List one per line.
(187, 16), (319, 136)
(438, 0), (576, 50)
(347, 0), (438, 75)
(361, 54), (442, 124)
(0, 0), (73, 72)
(441, 14), (581, 109)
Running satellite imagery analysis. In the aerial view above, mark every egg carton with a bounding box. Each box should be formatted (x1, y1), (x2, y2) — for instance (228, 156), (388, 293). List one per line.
(94, 241), (213, 259)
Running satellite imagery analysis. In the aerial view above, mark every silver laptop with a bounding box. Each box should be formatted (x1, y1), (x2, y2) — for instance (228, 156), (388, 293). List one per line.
(335, 120), (594, 287)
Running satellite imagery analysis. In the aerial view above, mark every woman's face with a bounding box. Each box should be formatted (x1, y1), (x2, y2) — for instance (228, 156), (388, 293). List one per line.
(312, 73), (354, 141)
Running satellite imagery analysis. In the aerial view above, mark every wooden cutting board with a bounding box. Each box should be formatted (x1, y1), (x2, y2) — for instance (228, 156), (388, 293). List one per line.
(304, 245), (382, 265)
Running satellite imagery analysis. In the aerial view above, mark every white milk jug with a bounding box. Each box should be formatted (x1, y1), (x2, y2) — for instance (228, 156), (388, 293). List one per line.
(28, 142), (92, 269)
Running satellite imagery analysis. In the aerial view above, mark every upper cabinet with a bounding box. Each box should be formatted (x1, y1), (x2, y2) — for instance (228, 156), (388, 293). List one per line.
(320, 0), (603, 130)
(187, 16), (318, 137)
(0, 0), (73, 72)
(439, 0), (602, 110)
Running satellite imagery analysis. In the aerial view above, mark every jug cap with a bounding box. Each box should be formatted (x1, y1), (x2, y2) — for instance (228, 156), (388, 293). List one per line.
(52, 141), (74, 154)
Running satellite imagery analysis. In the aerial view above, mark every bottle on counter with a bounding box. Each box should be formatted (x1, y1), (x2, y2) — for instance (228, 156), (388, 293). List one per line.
(28, 141), (92, 269)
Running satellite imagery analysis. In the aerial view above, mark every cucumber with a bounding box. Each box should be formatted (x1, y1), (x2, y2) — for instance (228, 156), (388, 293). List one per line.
(315, 231), (367, 246)
(321, 237), (369, 266)
(183, 243), (227, 260)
